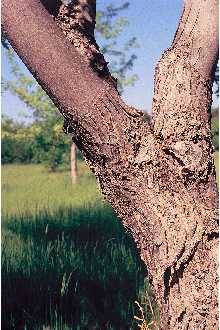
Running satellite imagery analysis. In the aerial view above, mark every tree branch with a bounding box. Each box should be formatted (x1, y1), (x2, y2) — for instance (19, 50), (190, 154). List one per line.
(2, 0), (151, 171)
(151, 0), (218, 187)
(52, 0), (117, 87)
(2, 0), (102, 109)
(172, 0), (219, 77)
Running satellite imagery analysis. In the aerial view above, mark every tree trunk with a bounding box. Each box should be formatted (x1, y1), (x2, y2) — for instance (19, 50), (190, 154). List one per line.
(70, 141), (78, 184)
(2, 0), (218, 329)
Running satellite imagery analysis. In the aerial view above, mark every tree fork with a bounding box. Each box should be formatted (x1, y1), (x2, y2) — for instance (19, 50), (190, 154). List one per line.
(2, 0), (219, 329)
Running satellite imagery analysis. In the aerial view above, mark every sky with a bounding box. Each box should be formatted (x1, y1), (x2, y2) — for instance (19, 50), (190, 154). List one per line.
(1, 0), (218, 121)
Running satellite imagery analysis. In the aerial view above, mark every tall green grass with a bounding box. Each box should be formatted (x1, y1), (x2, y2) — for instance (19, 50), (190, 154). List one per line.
(3, 155), (218, 329)
(2, 163), (154, 330)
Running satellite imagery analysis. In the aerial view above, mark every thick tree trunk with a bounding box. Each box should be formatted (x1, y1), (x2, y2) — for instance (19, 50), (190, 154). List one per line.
(2, 0), (218, 329)
(70, 141), (78, 184)
(147, 1), (219, 328)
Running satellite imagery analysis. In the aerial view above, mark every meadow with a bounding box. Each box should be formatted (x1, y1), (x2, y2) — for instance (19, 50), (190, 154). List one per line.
(2, 162), (156, 330)
(2, 154), (218, 330)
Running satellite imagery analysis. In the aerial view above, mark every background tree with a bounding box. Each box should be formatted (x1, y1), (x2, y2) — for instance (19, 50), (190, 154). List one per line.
(2, 114), (70, 168)
(2, 0), (219, 329)
(1, 115), (35, 164)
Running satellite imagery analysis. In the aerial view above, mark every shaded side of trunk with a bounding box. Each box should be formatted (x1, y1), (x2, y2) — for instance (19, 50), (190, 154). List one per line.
(70, 141), (78, 184)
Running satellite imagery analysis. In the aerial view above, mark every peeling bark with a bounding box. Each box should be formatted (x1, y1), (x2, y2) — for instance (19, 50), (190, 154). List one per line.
(2, 0), (219, 329)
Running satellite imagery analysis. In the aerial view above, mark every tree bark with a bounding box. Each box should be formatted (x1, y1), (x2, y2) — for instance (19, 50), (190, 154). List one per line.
(70, 141), (78, 184)
(148, 1), (219, 327)
(53, 0), (114, 186)
(2, 0), (218, 329)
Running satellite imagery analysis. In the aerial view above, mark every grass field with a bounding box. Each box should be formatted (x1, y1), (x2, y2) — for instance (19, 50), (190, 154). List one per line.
(2, 162), (156, 330)
(2, 154), (218, 329)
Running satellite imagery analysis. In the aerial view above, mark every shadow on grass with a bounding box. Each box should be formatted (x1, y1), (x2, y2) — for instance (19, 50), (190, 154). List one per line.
(2, 205), (150, 330)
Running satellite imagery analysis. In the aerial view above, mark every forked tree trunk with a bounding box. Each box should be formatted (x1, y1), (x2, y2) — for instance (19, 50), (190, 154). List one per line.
(2, 0), (218, 329)
(70, 141), (78, 184)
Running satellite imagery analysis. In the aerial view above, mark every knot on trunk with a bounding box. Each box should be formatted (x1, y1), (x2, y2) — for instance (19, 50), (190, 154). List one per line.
(163, 132), (215, 186)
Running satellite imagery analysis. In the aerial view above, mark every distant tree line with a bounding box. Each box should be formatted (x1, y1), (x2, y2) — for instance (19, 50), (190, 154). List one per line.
(1, 115), (74, 170)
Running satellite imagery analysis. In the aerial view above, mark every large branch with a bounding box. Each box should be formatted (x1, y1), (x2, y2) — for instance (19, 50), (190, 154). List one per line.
(2, 0), (101, 109)
(52, 0), (117, 88)
(152, 0), (218, 192)
(2, 0), (150, 169)
(152, 0), (218, 140)
(173, 0), (219, 77)
(150, 2), (219, 327)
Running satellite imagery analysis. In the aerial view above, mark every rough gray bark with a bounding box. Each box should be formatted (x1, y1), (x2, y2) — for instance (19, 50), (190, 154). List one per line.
(54, 0), (117, 88)
(2, 0), (218, 329)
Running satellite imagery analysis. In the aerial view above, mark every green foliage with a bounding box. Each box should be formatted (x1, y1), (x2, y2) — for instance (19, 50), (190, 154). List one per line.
(96, 2), (138, 93)
(34, 120), (70, 172)
(1, 115), (71, 170)
(2, 116), (35, 164)
(2, 164), (151, 329)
